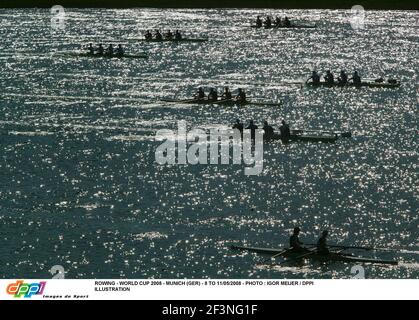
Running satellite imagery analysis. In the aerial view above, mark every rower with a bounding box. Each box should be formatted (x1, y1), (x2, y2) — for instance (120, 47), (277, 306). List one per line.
(338, 69), (348, 85)
(105, 44), (114, 57)
(255, 16), (262, 28)
(350, 70), (361, 85)
(246, 120), (258, 140)
(279, 120), (290, 141)
(174, 30), (182, 40)
(87, 43), (95, 55)
(232, 119), (244, 135)
(306, 70), (320, 85)
(235, 88), (247, 103)
(264, 16), (272, 29)
(262, 120), (274, 140)
(144, 30), (153, 40)
(116, 44), (124, 57)
(289, 227), (307, 252)
(195, 87), (206, 100)
(221, 87), (232, 100)
(317, 230), (330, 255)
(165, 30), (174, 40)
(274, 17), (282, 27)
(155, 30), (163, 40)
(208, 88), (218, 102)
(284, 16), (291, 27)
(324, 70), (334, 85)
(97, 44), (104, 55)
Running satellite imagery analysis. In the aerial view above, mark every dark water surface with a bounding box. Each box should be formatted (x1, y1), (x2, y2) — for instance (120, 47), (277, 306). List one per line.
(0, 9), (417, 278)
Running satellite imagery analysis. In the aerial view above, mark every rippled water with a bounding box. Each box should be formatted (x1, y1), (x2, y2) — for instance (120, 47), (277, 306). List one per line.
(0, 8), (417, 279)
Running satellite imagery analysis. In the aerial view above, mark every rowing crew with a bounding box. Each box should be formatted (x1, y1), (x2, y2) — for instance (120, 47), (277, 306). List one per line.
(231, 119), (290, 141)
(306, 70), (361, 85)
(195, 87), (247, 103)
(87, 43), (125, 57)
(256, 15), (292, 28)
(290, 227), (330, 255)
(144, 30), (183, 41)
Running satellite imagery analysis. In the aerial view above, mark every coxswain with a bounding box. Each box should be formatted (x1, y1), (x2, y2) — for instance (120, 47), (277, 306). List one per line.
(232, 119), (244, 135)
(195, 87), (206, 100)
(221, 87), (232, 100)
(279, 120), (290, 141)
(324, 70), (334, 85)
(235, 88), (247, 103)
(289, 227), (308, 252)
(105, 44), (114, 57)
(262, 121), (274, 140)
(338, 69), (348, 85)
(155, 30), (163, 40)
(306, 70), (320, 85)
(246, 120), (258, 140)
(174, 30), (182, 40)
(208, 88), (218, 102)
(350, 70), (361, 85)
(264, 16), (272, 29)
(144, 30), (153, 40)
(116, 44), (124, 57)
(317, 230), (330, 255)
(87, 43), (95, 55)
(165, 30), (174, 40)
(255, 16), (262, 28)
(284, 16), (291, 27)
(97, 44), (104, 55)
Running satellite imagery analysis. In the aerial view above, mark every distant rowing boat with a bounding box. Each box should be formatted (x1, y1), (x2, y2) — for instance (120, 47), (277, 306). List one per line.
(132, 38), (209, 43)
(231, 245), (398, 265)
(161, 98), (282, 107)
(56, 51), (148, 59)
(251, 24), (316, 29)
(306, 80), (400, 89)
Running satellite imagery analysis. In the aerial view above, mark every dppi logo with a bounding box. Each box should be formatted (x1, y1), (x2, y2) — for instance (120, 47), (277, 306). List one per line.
(6, 280), (46, 298)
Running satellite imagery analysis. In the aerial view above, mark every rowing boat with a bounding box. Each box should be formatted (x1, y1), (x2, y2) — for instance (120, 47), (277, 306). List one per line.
(231, 245), (398, 265)
(161, 98), (282, 107)
(133, 38), (208, 43)
(306, 80), (400, 89)
(56, 51), (148, 59)
(251, 24), (316, 29)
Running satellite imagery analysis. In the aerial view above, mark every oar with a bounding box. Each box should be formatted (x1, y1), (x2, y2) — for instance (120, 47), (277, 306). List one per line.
(292, 129), (352, 138)
(160, 98), (202, 104)
(258, 248), (291, 265)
